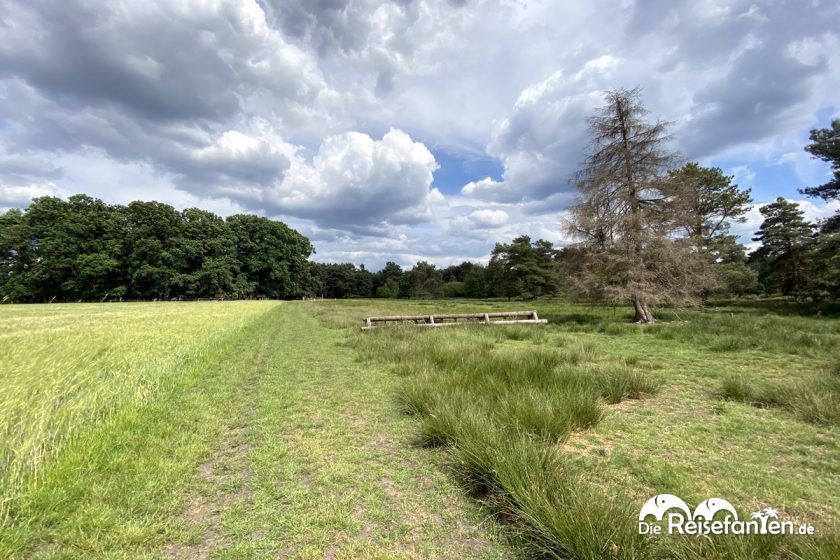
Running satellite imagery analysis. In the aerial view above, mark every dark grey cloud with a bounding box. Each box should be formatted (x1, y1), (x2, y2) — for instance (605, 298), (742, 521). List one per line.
(0, 1), (326, 126)
(0, 153), (62, 184)
(624, 0), (839, 160)
(258, 0), (470, 96)
(0, 3), (233, 123)
(0, 80), (291, 195)
(259, 0), (373, 55)
(672, 1), (839, 158)
(0, 0), (335, 210)
(627, 0), (754, 70)
(683, 42), (828, 158)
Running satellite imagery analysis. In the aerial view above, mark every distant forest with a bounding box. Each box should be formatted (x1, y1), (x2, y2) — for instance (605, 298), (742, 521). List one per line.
(0, 196), (317, 302)
(0, 190), (836, 304)
(1, 113), (838, 306)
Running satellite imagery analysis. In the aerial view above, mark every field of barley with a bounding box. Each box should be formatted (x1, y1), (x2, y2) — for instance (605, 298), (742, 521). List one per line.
(0, 299), (837, 559)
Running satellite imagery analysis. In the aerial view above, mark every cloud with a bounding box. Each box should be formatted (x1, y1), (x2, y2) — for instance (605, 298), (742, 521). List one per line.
(461, 177), (505, 200)
(681, 41), (828, 158)
(0, 153), (61, 181)
(0, 0), (838, 268)
(175, 129), (293, 194)
(0, 0), (330, 128)
(466, 209), (508, 228)
(462, 0), (839, 205)
(462, 58), (620, 203)
(250, 128), (441, 230)
(450, 208), (509, 231)
(0, 182), (58, 208)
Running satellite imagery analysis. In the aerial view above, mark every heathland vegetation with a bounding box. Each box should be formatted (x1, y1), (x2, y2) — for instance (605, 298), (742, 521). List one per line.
(2, 300), (836, 558)
(310, 298), (839, 559)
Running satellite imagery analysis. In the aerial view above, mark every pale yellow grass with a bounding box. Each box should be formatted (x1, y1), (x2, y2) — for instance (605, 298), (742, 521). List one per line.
(0, 301), (278, 521)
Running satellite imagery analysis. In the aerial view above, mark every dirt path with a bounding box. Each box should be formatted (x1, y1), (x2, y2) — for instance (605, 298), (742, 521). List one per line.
(169, 303), (509, 559)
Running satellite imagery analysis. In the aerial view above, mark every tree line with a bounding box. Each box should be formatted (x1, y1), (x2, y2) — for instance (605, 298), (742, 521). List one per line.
(309, 235), (559, 300)
(1, 96), (836, 312)
(0, 196), (318, 302)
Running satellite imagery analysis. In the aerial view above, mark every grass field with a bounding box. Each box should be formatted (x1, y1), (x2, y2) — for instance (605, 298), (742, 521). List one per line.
(309, 299), (840, 559)
(1, 299), (837, 558)
(0, 301), (276, 522)
(0, 302), (507, 559)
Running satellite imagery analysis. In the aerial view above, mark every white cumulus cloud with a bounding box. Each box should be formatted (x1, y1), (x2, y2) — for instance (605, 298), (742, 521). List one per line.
(255, 128), (441, 231)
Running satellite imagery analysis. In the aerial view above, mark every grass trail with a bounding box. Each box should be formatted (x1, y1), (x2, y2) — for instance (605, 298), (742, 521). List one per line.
(2, 302), (508, 558)
(209, 302), (509, 558)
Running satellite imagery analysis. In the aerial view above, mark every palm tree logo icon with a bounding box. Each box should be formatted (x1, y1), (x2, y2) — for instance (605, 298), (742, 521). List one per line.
(751, 507), (780, 533)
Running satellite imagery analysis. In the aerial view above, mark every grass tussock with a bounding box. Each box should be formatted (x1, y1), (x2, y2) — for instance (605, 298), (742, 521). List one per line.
(356, 322), (668, 558)
(719, 374), (840, 425)
(310, 298), (839, 559)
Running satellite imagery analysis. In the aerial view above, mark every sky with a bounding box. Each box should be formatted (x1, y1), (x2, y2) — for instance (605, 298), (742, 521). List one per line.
(0, 0), (838, 270)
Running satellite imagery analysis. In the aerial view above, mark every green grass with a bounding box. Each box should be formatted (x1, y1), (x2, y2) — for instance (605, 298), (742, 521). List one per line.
(308, 299), (840, 559)
(719, 373), (840, 425)
(1, 302), (508, 558)
(3, 298), (838, 558)
(0, 301), (276, 522)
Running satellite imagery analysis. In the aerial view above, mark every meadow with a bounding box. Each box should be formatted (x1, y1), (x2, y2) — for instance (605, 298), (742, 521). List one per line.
(0, 299), (837, 559)
(309, 299), (840, 559)
(0, 301), (277, 521)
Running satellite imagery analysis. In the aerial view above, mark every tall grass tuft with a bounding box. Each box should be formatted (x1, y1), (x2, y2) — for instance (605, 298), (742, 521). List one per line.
(326, 298), (840, 559)
(361, 317), (667, 559)
(719, 374), (840, 425)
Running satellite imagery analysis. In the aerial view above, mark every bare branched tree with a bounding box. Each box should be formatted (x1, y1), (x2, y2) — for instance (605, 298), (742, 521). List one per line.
(565, 88), (712, 322)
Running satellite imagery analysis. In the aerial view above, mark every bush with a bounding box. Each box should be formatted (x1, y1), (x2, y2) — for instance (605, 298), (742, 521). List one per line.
(441, 281), (467, 298)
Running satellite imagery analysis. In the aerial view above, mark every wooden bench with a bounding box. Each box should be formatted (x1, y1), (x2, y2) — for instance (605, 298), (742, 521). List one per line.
(361, 310), (547, 330)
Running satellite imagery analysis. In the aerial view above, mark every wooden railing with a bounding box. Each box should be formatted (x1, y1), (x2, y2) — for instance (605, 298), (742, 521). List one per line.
(361, 310), (547, 330)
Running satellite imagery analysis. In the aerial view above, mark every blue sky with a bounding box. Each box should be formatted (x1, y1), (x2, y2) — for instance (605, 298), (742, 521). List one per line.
(1, 0), (838, 269)
(431, 149), (504, 196)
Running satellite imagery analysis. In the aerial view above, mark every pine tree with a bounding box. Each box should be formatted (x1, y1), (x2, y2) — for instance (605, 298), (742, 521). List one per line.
(667, 163), (753, 297)
(750, 198), (814, 295)
(668, 163), (752, 249)
(489, 236), (558, 300)
(800, 119), (840, 202)
(798, 119), (840, 299)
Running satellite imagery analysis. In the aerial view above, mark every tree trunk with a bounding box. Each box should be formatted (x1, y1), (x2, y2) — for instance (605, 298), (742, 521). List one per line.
(632, 297), (655, 323)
